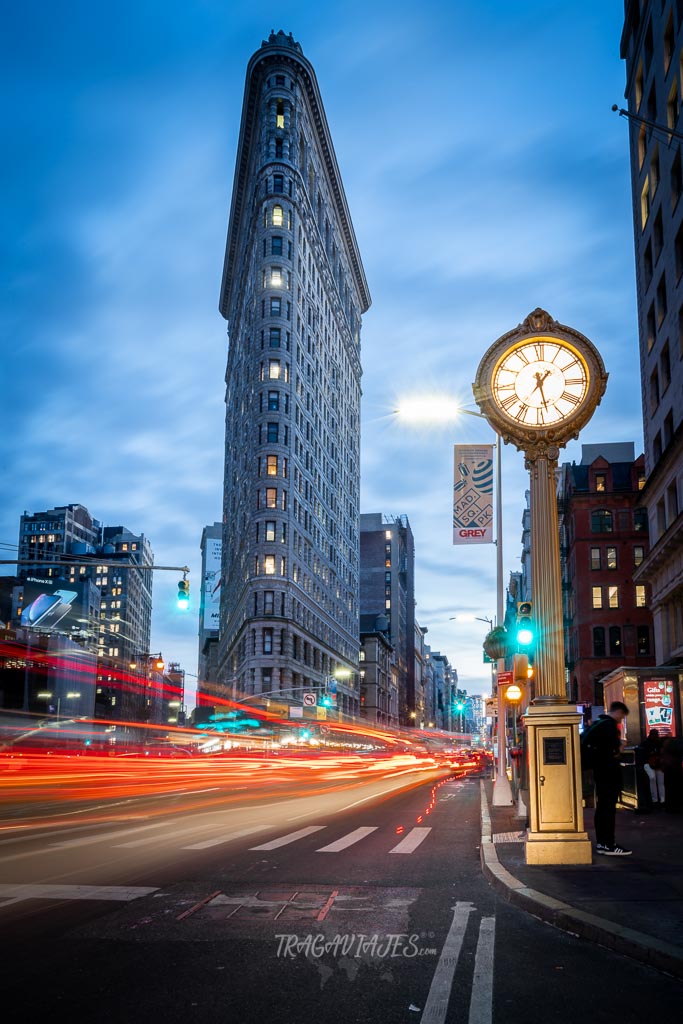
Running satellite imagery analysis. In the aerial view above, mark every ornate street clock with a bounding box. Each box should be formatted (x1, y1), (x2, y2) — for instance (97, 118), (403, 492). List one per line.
(471, 308), (608, 866)
(473, 308), (607, 449)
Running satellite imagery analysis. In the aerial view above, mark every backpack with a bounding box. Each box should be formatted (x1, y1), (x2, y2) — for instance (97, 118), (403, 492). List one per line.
(580, 719), (606, 772)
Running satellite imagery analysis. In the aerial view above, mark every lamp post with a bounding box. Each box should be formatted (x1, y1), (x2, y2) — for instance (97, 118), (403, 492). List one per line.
(397, 400), (510, 798)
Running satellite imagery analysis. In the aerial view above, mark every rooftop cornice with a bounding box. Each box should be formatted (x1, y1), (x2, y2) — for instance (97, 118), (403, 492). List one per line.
(219, 37), (371, 320)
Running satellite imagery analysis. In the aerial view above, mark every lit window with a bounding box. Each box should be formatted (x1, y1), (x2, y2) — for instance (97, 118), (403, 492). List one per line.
(595, 474), (606, 492)
(590, 547), (601, 570)
(591, 510), (613, 533)
(606, 547), (617, 570)
(272, 205), (283, 227)
(271, 266), (283, 287)
(635, 585), (647, 608)
(592, 586), (602, 609)
(276, 100), (285, 129)
(608, 586), (619, 609)
(269, 359), (281, 380)
(266, 488), (277, 509)
(267, 455), (278, 476)
(264, 555), (276, 575)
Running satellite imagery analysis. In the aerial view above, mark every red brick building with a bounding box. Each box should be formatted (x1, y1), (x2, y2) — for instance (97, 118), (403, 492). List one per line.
(558, 443), (655, 710)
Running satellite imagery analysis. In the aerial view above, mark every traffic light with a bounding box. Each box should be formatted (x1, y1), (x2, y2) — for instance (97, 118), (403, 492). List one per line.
(513, 653), (529, 682)
(177, 577), (190, 610)
(321, 694), (333, 707)
(516, 601), (534, 647)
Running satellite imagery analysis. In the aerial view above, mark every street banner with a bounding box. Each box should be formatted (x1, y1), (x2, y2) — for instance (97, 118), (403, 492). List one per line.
(453, 444), (494, 544)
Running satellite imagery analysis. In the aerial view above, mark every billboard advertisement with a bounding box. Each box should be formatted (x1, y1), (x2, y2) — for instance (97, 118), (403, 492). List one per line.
(643, 679), (677, 736)
(453, 444), (494, 545)
(202, 537), (222, 633)
(20, 575), (85, 637)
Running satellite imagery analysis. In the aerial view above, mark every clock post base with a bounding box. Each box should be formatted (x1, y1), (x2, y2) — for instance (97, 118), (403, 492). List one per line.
(523, 703), (592, 866)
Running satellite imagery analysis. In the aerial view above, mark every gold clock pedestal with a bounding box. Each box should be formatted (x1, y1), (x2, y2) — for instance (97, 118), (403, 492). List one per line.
(473, 309), (608, 868)
(524, 703), (592, 864)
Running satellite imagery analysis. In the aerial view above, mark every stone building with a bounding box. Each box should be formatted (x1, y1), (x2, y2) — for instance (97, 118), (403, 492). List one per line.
(217, 31), (370, 714)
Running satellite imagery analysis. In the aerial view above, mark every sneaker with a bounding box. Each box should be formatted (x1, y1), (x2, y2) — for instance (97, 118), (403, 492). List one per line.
(597, 844), (632, 856)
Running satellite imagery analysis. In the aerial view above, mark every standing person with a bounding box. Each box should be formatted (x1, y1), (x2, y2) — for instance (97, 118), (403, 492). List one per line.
(661, 735), (683, 813)
(641, 729), (665, 807)
(581, 701), (632, 856)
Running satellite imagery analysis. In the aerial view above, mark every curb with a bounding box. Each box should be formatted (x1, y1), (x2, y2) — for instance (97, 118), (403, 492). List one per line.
(479, 782), (683, 980)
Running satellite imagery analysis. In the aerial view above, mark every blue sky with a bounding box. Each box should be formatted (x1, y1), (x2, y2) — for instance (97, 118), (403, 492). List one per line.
(1, 1), (641, 704)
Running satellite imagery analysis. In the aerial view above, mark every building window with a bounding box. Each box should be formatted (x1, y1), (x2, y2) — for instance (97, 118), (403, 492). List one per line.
(268, 390), (279, 411)
(672, 150), (682, 210)
(609, 626), (622, 656)
(664, 409), (675, 449)
(268, 359), (281, 380)
(650, 367), (660, 412)
(661, 341), (671, 391)
(647, 301), (656, 351)
(654, 208), (664, 262)
(641, 178), (650, 230)
(592, 586), (603, 609)
(264, 591), (274, 615)
(264, 555), (276, 575)
(263, 628), (273, 654)
(608, 585), (619, 609)
(590, 547), (601, 570)
(634, 507), (648, 532)
(637, 625), (650, 656)
(657, 273), (668, 326)
(593, 627), (606, 658)
(275, 138), (283, 158)
(634, 544), (645, 566)
(266, 488), (277, 509)
(591, 510), (613, 533)
(595, 473), (606, 492)
(270, 297), (282, 316)
(643, 238), (653, 289)
(606, 546), (617, 570)
(272, 205), (283, 227)
(267, 422), (279, 443)
(271, 266), (283, 287)
(267, 455), (278, 476)
(668, 79), (680, 130)
(635, 584), (647, 608)
(271, 236), (283, 256)
(265, 521), (276, 542)
(273, 174), (284, 193)
(270, 327), (281, 347)
(276, 99), (285, 129)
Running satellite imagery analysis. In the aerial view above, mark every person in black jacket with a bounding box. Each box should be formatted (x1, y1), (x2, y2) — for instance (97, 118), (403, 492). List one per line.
(585, 701), (632, 856)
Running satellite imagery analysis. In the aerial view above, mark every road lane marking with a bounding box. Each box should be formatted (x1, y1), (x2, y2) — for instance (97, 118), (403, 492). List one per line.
(114, 823), (220, 848)
(389, 827), (432, 854)
(0, 883), (158, 903)
(420, 901), (474, 1023)
(337, 793), (384, 812)
(468, 917), (495, 1024)
(316, 827), (377, 853)
(182, 825), (272, 850)
(249, 826), (327, 851)
(51, 822), (169, 849)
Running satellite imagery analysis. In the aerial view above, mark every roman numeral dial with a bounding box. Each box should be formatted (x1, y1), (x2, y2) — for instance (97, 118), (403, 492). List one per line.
(490, 338), (589, 428)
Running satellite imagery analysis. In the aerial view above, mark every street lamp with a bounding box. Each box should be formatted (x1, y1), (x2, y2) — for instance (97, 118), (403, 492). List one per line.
(396, 399), (510, 804)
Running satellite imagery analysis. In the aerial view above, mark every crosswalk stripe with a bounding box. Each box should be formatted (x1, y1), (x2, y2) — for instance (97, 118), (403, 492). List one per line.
(51, 822), (169, 849)
(316, 826), (377, 853)
(389, 827), (432, 854)
(249, 826), (327, 851)
(182, 825), (272, 850)
(0, 883), (158, 902)
(114, 823), (218, 848)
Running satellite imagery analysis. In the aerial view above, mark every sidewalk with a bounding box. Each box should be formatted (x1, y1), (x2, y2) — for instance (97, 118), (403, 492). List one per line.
(479, 780), (683, 978)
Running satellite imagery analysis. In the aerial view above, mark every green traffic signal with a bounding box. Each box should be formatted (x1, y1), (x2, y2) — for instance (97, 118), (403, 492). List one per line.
(516, 600), (534, 647)
(177, 578), (190, 610)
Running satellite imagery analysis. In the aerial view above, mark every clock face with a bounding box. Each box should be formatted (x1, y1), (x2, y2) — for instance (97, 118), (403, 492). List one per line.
(491, 337), (589, 428)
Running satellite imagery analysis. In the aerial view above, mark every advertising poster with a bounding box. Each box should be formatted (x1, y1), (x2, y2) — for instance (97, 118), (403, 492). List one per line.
(643, 679), (677, 736)
(20, 575), (84, 636)
(202, 537), (222, 633)
(453, 444), (494, 545)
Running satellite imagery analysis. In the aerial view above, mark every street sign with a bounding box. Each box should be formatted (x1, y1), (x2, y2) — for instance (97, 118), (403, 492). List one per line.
(303, 692), (316, 707)
(497, 670), (513, 687)
(289, 707), (303, 718)
(485, 697), (497, 718)
(320, 725), (330, 735)
(317, 707), (327, 720)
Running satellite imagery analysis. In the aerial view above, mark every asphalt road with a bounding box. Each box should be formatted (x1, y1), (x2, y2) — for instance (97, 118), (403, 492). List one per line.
(0, 770), (681, 1022)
